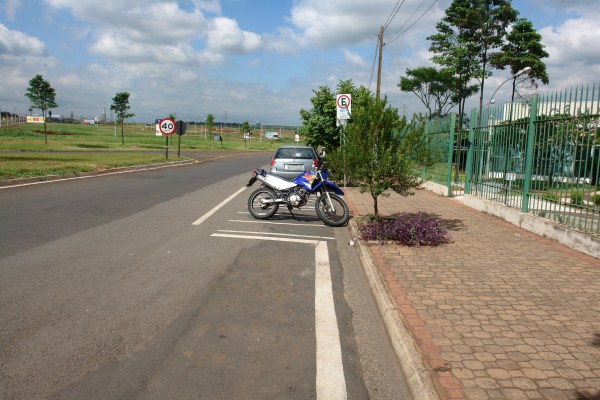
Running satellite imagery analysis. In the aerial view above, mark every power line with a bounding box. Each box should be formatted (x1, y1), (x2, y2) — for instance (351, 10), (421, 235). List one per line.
(382, 0), (407, 32)
(387, 0), (438, 44)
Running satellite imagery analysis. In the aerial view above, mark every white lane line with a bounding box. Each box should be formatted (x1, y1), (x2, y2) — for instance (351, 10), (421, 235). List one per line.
(210, 233), (317, 244)
(227, 219), (326, 227)
(211, 234), (348, 399)
(315, 240), (348, 400)
(217, 230), (335, 240)
(192, 186), (247, 225)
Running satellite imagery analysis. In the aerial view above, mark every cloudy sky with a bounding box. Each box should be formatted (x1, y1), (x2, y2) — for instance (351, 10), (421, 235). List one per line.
(1, 0), (598, 126)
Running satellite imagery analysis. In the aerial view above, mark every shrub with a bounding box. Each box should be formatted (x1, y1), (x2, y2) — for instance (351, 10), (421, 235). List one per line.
(593, 193), (600, 207)
(359, 212), (451, 246)
(571, 191), (584, 206)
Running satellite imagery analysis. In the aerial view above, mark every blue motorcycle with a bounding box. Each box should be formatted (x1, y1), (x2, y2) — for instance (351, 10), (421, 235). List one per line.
(246, 165), (349, 227)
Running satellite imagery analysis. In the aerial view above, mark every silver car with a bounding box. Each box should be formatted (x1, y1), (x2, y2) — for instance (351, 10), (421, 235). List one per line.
(269, 145), (320, 180)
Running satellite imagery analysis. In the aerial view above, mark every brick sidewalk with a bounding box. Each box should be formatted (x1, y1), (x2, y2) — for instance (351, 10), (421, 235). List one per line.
(344, 187), (600, 400)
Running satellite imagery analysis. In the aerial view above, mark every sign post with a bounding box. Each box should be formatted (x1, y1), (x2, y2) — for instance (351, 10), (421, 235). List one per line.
(175, 120), (187, 157)
(159, 118), (176, 159)
(336, 94), (351, 187)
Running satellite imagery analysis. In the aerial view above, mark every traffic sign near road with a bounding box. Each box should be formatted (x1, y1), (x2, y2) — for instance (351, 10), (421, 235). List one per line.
(159, 118), (176, 135)
(336, 94), (351, 120)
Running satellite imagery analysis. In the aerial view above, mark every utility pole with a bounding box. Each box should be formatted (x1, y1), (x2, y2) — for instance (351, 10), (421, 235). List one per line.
(376, 25), (384, 100)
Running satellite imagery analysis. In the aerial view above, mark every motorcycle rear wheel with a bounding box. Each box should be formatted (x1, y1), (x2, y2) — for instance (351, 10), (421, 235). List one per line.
(315, 193), (349, 227)
(248, 187), (279, 219)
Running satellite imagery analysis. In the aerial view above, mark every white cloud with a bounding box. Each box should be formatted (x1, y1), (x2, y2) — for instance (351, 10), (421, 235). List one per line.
(206, 17), (261, 54)
(0, 23), (46, 58)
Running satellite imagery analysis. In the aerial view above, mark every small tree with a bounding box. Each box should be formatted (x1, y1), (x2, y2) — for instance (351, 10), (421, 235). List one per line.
(206, 114), (215, 133)
(25, 74), (58, 145)
(110, 92), (135, 145)
(328, 93), (433, 216)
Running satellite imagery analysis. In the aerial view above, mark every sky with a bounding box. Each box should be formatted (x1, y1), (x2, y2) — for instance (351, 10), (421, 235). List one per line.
(0, 0), (599, 127)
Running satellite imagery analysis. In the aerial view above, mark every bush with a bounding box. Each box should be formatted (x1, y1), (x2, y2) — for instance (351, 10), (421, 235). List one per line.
(571, 191), (584, 206)
(359, 212), (451, 246)
(593, 194), (600, 207)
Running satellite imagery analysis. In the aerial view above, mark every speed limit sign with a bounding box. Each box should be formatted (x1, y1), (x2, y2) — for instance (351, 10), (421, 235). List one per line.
(159, 118), (176, 135)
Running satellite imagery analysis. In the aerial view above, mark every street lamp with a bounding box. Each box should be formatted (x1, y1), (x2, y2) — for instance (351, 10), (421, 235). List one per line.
(489, 66), (532, 106)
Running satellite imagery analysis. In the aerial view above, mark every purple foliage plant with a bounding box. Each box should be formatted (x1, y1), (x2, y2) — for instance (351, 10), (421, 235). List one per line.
(359, 212), (451, 246)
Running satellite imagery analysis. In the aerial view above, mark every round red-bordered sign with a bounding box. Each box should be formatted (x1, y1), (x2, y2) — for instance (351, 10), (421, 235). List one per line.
(159, 118), (176, 135)
(336, 94), (351, 109)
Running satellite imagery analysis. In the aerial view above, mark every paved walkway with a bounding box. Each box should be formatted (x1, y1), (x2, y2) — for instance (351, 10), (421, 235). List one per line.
(343, 187), (600, 400)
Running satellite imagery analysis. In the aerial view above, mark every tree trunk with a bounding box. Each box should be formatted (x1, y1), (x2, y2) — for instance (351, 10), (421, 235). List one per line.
(372, 194), (379, 217)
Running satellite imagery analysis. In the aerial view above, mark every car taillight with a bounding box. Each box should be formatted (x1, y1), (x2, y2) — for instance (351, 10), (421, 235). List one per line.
(313, 159), (319, 168)
(270, 157), (275, 167)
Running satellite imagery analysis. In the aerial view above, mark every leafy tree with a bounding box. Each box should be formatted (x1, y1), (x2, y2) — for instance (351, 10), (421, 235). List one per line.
(491, 17), (550, 101)
(461, 0), (518, 109)
(25, 74), (58, 144)
(206, 114), (215, 133)
(398, 66), (457, 119)
(110, 92), (135, 145)
(328, 93), (433, 216)
(240, 121), (251, 134)
(298, 85), (339, 150)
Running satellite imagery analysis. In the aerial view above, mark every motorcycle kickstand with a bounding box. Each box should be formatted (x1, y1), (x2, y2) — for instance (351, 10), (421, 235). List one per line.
(287, 205), (299, 220)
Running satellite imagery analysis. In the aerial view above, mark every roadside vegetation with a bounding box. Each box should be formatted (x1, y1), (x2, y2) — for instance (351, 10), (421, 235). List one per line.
(0, 122), (296, 181)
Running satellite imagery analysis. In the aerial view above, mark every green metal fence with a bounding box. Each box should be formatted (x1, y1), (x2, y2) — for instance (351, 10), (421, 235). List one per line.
(460, 84), (600, 235)
(423, 113), (465, 197)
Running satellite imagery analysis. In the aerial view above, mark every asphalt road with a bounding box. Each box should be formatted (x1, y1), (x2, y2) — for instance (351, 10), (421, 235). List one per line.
(0, 152), (411, 399)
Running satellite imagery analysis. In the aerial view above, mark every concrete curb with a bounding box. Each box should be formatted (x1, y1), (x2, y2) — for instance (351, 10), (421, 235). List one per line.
(348, 218), (440, 400)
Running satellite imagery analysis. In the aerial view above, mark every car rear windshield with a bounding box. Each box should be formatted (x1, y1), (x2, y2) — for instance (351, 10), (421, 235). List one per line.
(276, 148), (315, 159)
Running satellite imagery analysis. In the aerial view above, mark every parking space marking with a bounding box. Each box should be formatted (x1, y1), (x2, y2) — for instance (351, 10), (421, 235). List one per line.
(192, 186), (247, 225)
(217, 229), (334, 240)
(227, 219), (326, 227)
(211, 234), (348, 399)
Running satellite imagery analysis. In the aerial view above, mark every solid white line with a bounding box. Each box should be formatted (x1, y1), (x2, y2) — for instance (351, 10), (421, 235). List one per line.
(212, 234), (348, 399)
(227, 219), (326, 227)
(192, 186), (247, 225)
(217, 230), (335, 240)
(315, 240), (347, 399)
(210, 233), (318, 244)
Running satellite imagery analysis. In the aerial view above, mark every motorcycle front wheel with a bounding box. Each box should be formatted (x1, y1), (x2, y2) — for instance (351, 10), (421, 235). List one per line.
(315, 193), (349, 227)
(248, 187), (279, 219)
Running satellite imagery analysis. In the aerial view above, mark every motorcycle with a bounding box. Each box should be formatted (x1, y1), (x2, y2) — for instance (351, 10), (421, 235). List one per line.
(246, 164), (350, 227)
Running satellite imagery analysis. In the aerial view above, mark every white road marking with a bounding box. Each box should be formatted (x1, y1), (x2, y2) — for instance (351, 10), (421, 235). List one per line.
(192, 186), (248, 225)
(212, 233), (348, 399)
(217, 229), (334, 240)
(227, 219), (326, 227)
(314, 240), (348, 400)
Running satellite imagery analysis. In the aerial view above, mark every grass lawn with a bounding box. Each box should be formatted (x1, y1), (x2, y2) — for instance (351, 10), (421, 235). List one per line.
(0, 122), (296, 180)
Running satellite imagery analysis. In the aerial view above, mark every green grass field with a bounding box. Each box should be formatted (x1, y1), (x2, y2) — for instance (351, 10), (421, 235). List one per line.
(0, 122), (300, 181)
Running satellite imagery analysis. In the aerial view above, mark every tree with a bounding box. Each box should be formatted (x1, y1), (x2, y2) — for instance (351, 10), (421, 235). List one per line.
(461, 0), (518, 110)
(491, 17), (550, 102)
(110, 92), (135, 145)
(25, 74), (58, 144)
(240, 121), (251, 134)
(398, 67), (458, 119)
(328, 92), (434, 216)
(298, 85), (339, 150)
(206, 114), (215, 133)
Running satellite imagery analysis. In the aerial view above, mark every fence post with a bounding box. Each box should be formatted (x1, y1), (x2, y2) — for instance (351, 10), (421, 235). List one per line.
(424, 119), (431, 180)
(446, 114), (456, 196)
(464, 108), (477, 194)
(521, 94), (539, 213)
